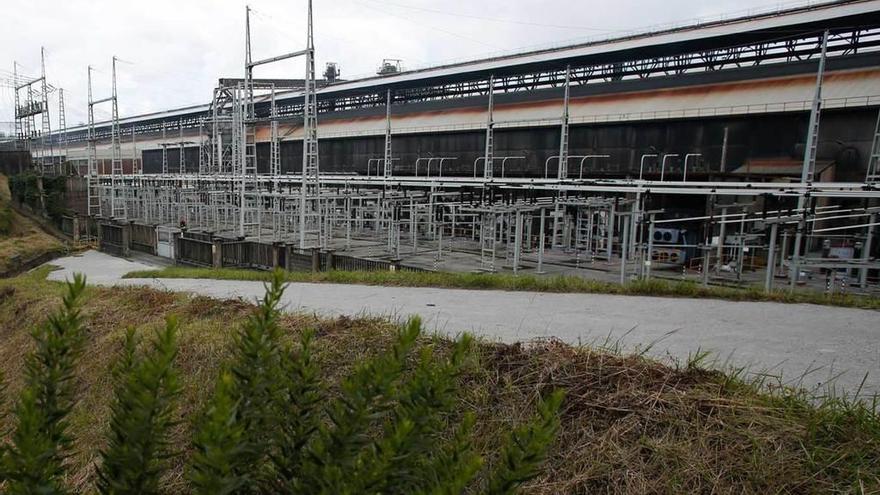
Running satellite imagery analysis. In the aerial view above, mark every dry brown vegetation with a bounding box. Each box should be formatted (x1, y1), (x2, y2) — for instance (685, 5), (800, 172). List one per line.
(1, 267), (878, 493)
(0, 175), (65, 274)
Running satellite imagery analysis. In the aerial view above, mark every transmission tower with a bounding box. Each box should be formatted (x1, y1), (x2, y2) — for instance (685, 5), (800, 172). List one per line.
(299, 0), (321, 248)
(58, 87), (67, 172)
(483, 75), (495, 180)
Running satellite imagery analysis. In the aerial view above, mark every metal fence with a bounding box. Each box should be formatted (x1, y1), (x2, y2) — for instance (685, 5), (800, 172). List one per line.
(176, 234), (213, 267)
(100, 223), (124, 256)
(286, 247), (316, 272)
(131, 223), (156, 255)
(221, 241), (275, 270)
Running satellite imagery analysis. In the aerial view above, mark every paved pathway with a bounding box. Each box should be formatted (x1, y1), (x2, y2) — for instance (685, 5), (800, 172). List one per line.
(44, 250), (880, 397)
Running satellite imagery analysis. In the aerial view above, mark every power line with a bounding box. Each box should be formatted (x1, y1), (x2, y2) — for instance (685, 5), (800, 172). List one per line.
(350, 0), (503, 50)
(358, 0), (623, 32)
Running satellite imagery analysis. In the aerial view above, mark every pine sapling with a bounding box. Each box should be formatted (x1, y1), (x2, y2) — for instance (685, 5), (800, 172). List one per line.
(3, 273), (88, 495)
(96, 317), (181, 495)
(189, 371), (250, 495)
(300, 317), (421, 492)
(191, 269), (290, 491)
(348, 330), (475, 494)
(269, 328), (324, 491)
(484, 389), (564, 495)
(415, 412), (484, 495)
(229, 269), (287, 470)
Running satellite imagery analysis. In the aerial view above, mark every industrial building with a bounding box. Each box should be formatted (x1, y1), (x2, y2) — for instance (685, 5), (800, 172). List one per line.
(5, 0), (880, 294)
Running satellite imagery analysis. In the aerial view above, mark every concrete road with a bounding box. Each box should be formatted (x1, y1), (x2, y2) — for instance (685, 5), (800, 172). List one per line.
(44, 250), (880, 397)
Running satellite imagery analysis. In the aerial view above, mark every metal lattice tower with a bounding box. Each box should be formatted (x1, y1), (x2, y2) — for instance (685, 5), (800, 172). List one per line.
(110, 56), (125, 219)
(383, 88), (393, 180)
(161, 123), (168, 174)
(791, 30), (829, 287)
(558, 65), (571, 180)
(179, 122), (186, 174)
(867, 108), (880, 184)
(13, 63), (23, 150)
(299, 0), (321, 248)
(801, 31), (829, 184)
(13, 52), (53, 172)
(240, 5), (260, 237)
(58, 87), (67, 170)
(39, 48), (53, 175)
(131, 127), (140, 175)
(270, 86), (280, 176)
(483, 75), (495, 180)
(86, 66), (100, 217)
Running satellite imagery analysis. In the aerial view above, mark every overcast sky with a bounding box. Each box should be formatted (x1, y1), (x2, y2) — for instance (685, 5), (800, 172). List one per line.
(1, 0), (786, 133)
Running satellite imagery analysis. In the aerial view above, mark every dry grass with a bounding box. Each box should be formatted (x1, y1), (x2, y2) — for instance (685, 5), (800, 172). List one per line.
(0, 175), (66, 274)
(1, 268), (878, 493)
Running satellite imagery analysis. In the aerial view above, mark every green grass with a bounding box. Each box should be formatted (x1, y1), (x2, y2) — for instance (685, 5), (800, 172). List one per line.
(124, 266), (880, 310)
(3, 268), (879, 493)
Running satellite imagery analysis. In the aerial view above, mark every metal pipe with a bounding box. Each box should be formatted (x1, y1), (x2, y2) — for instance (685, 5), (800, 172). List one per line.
(716, 207), (727, 273)
(579, 155), (611, 179)
(859, 214), (876, 287)
(683, 153), (702, 181)
(765, 222), (778, 292)
(645, 213), (656, 280)
(619, 215), (629, 284)
(660, 154), (679, 182)
(639, 154), (658, 180)
(537, 208), (545, 274)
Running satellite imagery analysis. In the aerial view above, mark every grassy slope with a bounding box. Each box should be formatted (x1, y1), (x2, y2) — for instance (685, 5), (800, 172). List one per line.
(1, 269), (878, 493)
(0, 175), (65, 273)
(125, 265), (880, 311)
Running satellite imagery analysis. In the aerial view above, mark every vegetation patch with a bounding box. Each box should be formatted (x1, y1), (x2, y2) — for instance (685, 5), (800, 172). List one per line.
(1, 268), (879, 492)
(125, 265), (880, 310)
(0, 175), (66, 275)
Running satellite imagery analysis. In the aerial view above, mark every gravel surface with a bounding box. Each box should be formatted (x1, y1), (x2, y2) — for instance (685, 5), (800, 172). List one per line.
(45, 250), (880, 397)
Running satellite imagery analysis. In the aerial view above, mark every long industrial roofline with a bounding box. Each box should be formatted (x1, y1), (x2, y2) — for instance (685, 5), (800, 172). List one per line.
(69, 0), (880, 132)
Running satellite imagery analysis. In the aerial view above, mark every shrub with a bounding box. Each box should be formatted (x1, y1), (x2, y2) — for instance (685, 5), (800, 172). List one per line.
(1, 274), (88, 494)
(0, 206), (12, 236)
(1, 270), (562, 493)
(96, 320), (181, 494)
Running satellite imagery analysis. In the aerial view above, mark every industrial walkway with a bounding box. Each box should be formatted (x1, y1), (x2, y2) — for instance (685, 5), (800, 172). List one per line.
(44, 250), (880, 397)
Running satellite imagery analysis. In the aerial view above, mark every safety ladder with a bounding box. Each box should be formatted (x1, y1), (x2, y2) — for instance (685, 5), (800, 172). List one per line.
(574, 209), (592, 254)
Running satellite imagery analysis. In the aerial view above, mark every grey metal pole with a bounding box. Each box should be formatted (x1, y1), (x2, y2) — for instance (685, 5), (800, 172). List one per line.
(716, 207), (727, 273)
(790, 217), (805, 289)
(537, 208), (545, 274)
(645, 214), (656, 280)
(513, 211), (523, 274)
(701, 245), (710, 287)
(606, 201), (615, 261)
(720, 126), (729, 173)
(765, 222), (778, 293)
(620, 216), (629, 285)
(860, 213), (876, 288)
(779, 229), (789, 274)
